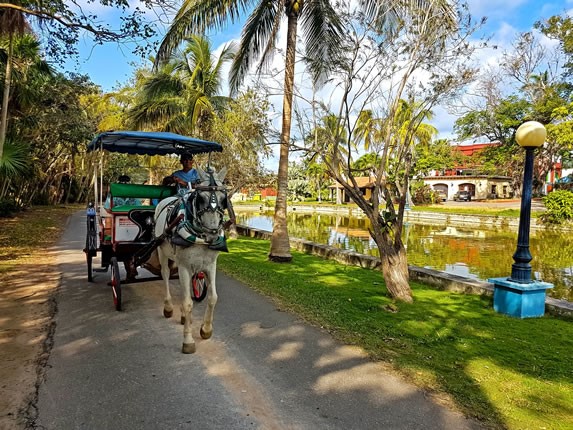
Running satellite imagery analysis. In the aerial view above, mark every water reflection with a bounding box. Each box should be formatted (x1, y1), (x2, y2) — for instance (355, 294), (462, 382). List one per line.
(235, 210), (573, 301)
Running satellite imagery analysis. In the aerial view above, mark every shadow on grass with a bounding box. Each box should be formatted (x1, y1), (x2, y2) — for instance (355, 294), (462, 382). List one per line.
(220, 237), (573, 430)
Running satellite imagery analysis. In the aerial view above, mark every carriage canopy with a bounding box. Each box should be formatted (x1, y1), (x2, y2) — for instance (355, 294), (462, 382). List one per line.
(88, 131), (223, 156)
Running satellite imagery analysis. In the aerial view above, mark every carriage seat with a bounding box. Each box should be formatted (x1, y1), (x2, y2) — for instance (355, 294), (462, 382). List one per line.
(108, 183), (177, 213)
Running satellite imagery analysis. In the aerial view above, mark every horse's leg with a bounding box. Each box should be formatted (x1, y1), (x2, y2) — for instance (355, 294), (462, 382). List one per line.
(178, 266), (195, 353)
(200, 261), (218, 340)
(158, 247), (173, 318)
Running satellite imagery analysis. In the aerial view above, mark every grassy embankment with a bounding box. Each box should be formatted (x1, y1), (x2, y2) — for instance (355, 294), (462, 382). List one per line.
(219, 236), (572, 430)
(0, 205), (81, 274)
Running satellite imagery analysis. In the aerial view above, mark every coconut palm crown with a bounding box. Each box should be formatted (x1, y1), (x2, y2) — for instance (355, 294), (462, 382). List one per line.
(154, 0), (344, 95)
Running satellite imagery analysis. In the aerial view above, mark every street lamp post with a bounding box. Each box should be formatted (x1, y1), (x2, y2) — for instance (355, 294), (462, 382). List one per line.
(488, 121), (553, 318)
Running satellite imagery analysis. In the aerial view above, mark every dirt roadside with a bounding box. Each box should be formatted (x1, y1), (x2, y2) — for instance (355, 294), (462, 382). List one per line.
(0, 262), (60, 429)
(0, 208), (76, 430)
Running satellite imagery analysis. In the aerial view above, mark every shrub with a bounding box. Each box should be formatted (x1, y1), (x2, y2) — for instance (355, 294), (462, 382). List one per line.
(540, 190), (573, 224)
(0, 198), (19, 218)
(411, 181), (437, 205)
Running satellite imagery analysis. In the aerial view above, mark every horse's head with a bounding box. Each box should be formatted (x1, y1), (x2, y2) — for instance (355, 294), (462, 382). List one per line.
(185, 166), (228, 243)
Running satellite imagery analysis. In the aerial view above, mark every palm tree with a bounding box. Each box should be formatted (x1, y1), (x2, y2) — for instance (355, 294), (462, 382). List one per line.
(155, 0), (456, 263)
(129, 35), (235, 137)
(0, 3), (30, 160)
(155, 0), (344, 262)
(0, 32), (52, 203)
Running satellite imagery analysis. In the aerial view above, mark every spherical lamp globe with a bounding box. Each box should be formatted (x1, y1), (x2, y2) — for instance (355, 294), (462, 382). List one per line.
(515, 121), (546, 148)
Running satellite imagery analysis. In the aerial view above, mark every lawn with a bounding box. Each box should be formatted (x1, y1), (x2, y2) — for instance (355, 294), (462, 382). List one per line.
(219, 236), (573, 430)
(411, 204), (527, 218)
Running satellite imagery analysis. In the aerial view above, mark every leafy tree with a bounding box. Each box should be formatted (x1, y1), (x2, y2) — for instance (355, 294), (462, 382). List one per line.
(0, 33), (74, 206)
(301, 4), (477, 302)
(304, 159), (329, 202)
(287, 161), (312, 201)
(536, 15), (573, 76)
(454, 28), (573, 196)
(352, 153), (381, 175)
(413, 139), (458, 176)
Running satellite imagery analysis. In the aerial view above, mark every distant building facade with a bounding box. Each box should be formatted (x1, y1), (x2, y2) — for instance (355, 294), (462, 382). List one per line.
(423, 175), (513, 200)
(328, 177), (374, 203)
(422, 142), (513, 200)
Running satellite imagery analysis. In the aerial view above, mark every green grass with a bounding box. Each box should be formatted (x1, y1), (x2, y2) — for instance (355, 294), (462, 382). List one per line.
(411, 205), (530, 218)
(219, 237), (573, 430)
(0, 205), (81, 273)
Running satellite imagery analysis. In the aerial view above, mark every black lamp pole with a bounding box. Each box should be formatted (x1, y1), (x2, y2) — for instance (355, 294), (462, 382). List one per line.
(509, 147), (535, 283)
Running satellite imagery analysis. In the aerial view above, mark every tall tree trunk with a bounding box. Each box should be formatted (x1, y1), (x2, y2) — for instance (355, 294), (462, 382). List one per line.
(66, 147), (76, 204)
(0, 32), (14, 160)
(269, 10), (299, 262)
(375, 230), (413, 303)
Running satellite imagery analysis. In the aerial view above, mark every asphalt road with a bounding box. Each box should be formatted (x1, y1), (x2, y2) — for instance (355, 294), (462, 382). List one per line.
(34, 211), (483, 429)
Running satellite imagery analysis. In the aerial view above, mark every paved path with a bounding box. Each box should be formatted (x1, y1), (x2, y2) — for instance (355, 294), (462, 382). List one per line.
(34, 212), (483, 429)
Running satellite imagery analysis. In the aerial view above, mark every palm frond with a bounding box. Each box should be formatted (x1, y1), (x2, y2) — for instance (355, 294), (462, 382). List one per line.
(254, 2), (284, 79)
(140, 71), (185, 100)
(0, 140), (29, 177)
(186, 90), (213, 132)
(127, 97), (186, 131)
(229, 0), (281, 95)
(155, 0), (248, 67)
(212, 41), (237, 95)
(300, 0), (344, 86)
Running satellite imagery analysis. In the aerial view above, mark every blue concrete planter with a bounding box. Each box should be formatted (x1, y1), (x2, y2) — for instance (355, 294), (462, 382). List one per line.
(488, 277), (553, 318)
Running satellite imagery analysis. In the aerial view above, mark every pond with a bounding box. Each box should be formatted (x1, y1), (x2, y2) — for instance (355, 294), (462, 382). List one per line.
(234, 210), (573, 302)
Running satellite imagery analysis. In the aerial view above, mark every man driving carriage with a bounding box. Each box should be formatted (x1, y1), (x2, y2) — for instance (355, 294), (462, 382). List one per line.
(162, 154), (199, 196)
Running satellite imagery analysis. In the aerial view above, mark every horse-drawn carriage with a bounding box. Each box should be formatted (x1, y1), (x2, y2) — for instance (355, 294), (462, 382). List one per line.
(84, 131), (230, 322)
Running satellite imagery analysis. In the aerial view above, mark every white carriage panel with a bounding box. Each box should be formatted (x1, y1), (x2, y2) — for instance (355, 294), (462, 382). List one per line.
(114, 216), (139, 241)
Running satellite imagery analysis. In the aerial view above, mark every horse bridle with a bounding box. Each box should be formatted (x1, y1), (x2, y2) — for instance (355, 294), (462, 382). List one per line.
(186, 174), (228, 236)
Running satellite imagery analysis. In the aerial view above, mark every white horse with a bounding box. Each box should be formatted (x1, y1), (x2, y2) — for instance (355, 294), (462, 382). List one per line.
(154, 166), (229, 354)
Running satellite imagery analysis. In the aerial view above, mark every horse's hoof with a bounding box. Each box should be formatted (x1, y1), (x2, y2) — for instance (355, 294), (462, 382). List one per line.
(163, 309), (173, 318)
(180, 316), (186, 325)
(200, 326), (212, 339)
(182, 343), (196, 354)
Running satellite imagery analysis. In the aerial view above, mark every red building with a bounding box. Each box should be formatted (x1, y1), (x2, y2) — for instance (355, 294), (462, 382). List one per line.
(442, 142), (500, 176)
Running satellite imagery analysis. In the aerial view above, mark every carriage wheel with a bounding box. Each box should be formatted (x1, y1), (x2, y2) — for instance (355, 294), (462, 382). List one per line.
(192, 272), (208, 302)
(110, 257), (122, 311)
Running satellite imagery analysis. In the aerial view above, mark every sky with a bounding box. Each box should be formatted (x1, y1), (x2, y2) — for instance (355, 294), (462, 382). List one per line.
(59, 0), (573, 169)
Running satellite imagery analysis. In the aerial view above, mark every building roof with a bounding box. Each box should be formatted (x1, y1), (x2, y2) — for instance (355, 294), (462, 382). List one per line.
(453, 142), (500, 157)
(328, 177), (375, 189)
